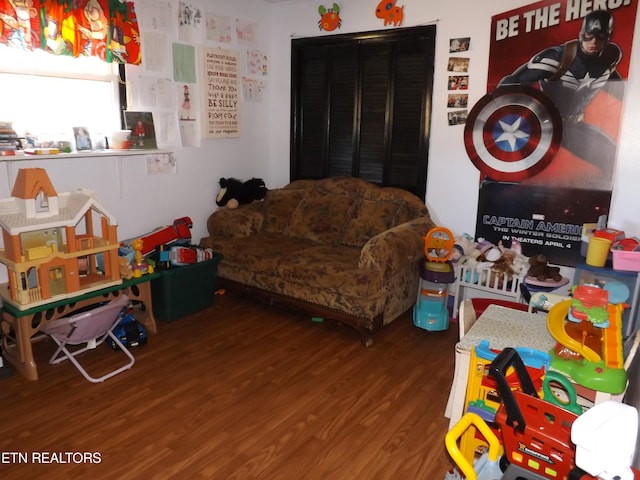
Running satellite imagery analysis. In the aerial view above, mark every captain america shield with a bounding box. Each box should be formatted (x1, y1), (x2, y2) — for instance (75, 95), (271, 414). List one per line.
(464, 86), (562, 182)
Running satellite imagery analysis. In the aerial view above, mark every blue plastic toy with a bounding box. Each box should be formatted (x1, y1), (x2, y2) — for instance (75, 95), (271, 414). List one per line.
(413, 227), (456, 331)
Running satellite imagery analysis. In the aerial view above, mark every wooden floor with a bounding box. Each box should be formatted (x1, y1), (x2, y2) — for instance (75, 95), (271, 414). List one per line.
(0, 292), (459, 479)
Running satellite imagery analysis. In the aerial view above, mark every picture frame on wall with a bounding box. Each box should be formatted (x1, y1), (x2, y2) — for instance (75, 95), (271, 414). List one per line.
(73, 127), (92, 151)
(123, 111), (157, 149)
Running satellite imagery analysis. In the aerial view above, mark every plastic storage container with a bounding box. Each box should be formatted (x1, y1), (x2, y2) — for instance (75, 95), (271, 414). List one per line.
(611, 249), (640, 272)
(151, 254), (222, 322)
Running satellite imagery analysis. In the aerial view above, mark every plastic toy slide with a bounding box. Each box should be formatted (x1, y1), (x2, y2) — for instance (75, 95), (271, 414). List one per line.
(546, 300), (601, 363)
(547, 299), (627, 393)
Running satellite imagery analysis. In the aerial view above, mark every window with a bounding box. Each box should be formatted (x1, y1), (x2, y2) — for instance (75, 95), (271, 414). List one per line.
(291, 26), (436, 198)
(0, 45), (124, 148)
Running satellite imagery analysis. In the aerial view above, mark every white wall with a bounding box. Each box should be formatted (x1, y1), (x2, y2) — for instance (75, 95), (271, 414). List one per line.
(0, 0), (273, 283)
(1, 0), (639, 286)
(268, 0), (640, 238)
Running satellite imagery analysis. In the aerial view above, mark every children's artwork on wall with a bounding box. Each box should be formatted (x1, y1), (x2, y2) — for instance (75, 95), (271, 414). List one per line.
(180, 119), (200, 147)
(172, 42), (197, 83)
(73, 127), (92, 151)
(318, 4), (342, 31)
(449, 37), (470, 53)
(179, 84), (196, 121)
(136, 0), (174, 34)
(145, 153), (177, 175)
(236, 19), (257, 46)
(142, 31), (170, 74)
(242, 77), (266, 102)
(375, 0), (404, 27)
(206, 13), (232, 43)
(178, 1), (203, 44)
(124, 112), (157, 150)
(246, 50), (268, 76)
(153, 111), (182, 148)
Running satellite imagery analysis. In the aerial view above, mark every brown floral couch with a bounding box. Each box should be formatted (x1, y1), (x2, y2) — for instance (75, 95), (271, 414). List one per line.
(200, 177), (435, 346)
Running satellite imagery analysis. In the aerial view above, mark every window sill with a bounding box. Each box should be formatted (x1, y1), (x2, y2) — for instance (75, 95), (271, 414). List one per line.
(0, 149), (169, 162)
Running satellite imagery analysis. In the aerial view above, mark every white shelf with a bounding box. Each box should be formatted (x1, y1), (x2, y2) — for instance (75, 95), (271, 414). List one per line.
(0, 149), (168, 162)
(1, 149), (172, 200)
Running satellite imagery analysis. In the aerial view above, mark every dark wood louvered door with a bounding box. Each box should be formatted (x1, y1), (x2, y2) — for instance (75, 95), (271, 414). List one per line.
(290, 26), (436, 199)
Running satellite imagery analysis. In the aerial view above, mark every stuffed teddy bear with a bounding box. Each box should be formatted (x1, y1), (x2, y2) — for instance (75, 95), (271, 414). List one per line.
(452, 233), (476, 263)
(119, 256), (133, 280)
(526, 254), (563, 282)
(482, 245), (525, 288)
(216, 177), (268, 209)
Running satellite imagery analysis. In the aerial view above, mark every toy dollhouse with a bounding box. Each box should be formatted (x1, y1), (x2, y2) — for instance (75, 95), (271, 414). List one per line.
(0, 168), (121, 309)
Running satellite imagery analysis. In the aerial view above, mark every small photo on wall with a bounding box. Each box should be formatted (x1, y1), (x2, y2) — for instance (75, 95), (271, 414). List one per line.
(448, 75), (469, 90)
(447, 94), (468, 109)
(73, 127), (92, 151)
(447, 57), (469, 73)
(449, 37), (470, 53)
(448, 110), (468, 126)
(124, 111), (157, 149)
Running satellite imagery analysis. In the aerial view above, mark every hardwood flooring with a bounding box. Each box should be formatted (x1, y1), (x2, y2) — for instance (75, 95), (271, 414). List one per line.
(0, 292), (458, 479)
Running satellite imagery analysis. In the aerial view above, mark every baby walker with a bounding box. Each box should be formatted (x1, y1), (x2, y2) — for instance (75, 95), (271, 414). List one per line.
(413, 227), (456, 331)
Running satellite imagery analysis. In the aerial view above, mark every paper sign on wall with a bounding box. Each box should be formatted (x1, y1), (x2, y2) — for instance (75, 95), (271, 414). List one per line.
(201, 47), (240, 138)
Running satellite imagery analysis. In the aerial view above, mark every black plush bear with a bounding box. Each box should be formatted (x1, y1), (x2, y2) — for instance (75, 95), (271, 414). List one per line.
(215, 177), (268, 209)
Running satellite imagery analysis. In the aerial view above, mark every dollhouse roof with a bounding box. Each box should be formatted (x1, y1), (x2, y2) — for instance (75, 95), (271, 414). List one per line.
(10, 168), (57, 199)
(0, 169), (117, 235)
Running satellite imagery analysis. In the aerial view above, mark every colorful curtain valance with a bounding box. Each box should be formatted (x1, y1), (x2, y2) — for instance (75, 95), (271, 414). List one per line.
(0, 0), (140, 65)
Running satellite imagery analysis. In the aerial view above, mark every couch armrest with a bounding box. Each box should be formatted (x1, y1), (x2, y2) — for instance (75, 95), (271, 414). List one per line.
(359, 217), (434, 277)
(206, 203), (265, 239)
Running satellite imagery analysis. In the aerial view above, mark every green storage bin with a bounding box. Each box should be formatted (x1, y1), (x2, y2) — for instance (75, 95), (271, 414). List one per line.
(151, 253), (222, 322)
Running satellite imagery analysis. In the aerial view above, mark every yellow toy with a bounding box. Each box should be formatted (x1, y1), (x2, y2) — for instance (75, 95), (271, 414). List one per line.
(130, 238), (154, 278)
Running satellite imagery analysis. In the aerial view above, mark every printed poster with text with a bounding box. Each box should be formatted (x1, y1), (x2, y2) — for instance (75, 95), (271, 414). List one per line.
(468, 0), (637, 266)
(201, 47), (240, 138)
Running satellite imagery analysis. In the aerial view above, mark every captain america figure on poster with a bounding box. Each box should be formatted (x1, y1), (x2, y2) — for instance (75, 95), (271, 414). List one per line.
(497, 10), (622, 187)
(469, 1), (637, 266)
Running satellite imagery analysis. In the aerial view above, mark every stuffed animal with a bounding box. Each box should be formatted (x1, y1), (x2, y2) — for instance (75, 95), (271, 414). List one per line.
(527, 254), (563, 282)
(452, 233), (476, 263)
(216, 177), (268, 209)
(119, 256), (133, 280)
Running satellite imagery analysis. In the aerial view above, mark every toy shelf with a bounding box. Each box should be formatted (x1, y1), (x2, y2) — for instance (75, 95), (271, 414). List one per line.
(0, 149), (168, 162)
(451, 264), (524, 318)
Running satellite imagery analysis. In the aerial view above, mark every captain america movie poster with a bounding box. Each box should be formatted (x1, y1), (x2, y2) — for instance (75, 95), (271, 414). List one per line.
(468, 0), (637, 266)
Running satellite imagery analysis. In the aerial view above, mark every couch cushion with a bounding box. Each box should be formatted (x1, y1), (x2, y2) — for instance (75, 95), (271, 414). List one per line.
(207, 203), (263, 238)
(263, 189), (305, 233)
(288, 194), (354, 244)
(393, 202), (419, 226)
(209, 232), (314, 274)
(342, 199), (400, 246)
(276, 245), (384, 298)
